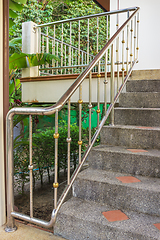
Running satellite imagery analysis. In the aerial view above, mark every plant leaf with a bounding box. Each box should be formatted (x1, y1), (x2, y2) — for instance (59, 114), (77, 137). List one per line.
(9, 18), (14, 28)
(9, 0), (23, 12)
(13, 0), (27, 4)
(9, 9), (18, 18)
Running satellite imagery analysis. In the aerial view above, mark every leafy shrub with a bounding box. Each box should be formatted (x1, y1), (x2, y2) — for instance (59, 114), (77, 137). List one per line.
(14, 121), (87, 192)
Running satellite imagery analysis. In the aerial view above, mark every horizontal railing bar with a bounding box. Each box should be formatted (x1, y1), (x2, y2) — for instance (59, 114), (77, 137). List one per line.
(39, 61), (132, 71)
(37, 7), (138, 28)
(40, 64), (88, 70)
(41, 33), (95, 57)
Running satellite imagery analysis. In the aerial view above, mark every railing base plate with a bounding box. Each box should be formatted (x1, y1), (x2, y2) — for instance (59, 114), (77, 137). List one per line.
(5, 225), (17, 233)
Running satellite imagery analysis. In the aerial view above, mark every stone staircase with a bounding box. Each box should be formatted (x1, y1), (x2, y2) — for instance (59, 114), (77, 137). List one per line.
(55, 78), (160, 240)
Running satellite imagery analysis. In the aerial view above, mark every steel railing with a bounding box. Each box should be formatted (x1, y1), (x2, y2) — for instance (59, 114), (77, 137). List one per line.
(5, 7), (139, 232)
(37, 7), (138, 76)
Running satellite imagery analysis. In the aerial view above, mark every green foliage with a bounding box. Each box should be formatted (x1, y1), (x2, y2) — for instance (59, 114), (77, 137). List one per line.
(14, 142), (29, 193)
(9, 0), (27, 28)
(14, 121), (87, 192)
(9, 52), (59, 70)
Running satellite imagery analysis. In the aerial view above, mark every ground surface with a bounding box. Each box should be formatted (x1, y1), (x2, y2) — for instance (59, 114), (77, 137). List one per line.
(14, 173), (72, 222)
(1, 222), (65, 240)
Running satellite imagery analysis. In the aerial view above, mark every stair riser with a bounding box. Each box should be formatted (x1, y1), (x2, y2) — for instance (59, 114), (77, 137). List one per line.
(119, 92), (160, 108)
(73, 179), (160, 216)
(55, 213), (153, 240)
(114, 109), (160, 127)
(127, 80), (160, 92)
(88, 150), (160, 177)
(101, 127), (160, 149)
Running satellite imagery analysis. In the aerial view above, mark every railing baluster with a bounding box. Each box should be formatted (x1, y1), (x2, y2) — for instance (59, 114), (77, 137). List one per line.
(97, 61), (101, 128)
(53, 110), (59, 209)
(104, 52), (108, 114)
(72, 48), (73, 73)
(78, 85), (83, 164)
(126, 23), (129, 74)
(87, 18), (89, 64)
(52, 40), (54, 75)
(69, 22), (72, 73)
(136, 12), (139, 60)
(116, 37), (119, 91)
(78, 20), (81, 66)
(82, 52), (84, 71)
(29, 115), (33, 218)
(56, 41), (58, 74)
(130, 20), (133, 66)
(46, 27), (49, 73)
(97, 17), (99, 54)
(67, 99), (71, 185)
(64, 45), (67, 74)
(89, 71), (92, 145)
(42, 35), (44, 74)
(122, 30), (125, 83)
(116, 11), (119, 92)
(134, 15), (137, 61)
(110, 44), (115, 125)
(61, 23), (63, 74)
(106, 15), (108, 43)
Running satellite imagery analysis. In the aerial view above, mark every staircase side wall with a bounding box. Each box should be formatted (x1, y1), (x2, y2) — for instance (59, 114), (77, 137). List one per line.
(110, 0), (160, 71)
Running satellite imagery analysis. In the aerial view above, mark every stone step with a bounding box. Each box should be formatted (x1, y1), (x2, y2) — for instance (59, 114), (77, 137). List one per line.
(55, 197), (160, 240)
(88, 145), (160, 177)
(119, 92), (160, 108)
(114, 108), (160, 127)
(101, 125), (160, 149)
(126, 79), (160, 92)
(72, 168), (160, 216)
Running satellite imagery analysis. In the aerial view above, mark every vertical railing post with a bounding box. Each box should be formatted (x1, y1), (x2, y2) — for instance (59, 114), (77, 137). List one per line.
(29, 115), (33, 218)
(5, 115), (17, 232)
(97, 61), (101, 128)
(53, 110), (59, 209)
(88, 71), (92, 145)
(67, 99), (71, 185)
(22, 21), (40, 78)
(110, 44), (115, 125)
(78, 85), (83, 164)
(136, 12), (139, 60)
(122, 31), (125, 83)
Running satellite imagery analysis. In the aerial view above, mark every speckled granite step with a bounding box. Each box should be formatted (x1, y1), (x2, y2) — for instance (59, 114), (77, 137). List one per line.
(126, 79), (160, 92)
(55, 197), (160, 240)
(119, 92), (160, 108)
(100, 125), (160, 149)
(114, 108), (160, 127)
(88, 145), (160, 177)
(72, 168), (160, 216)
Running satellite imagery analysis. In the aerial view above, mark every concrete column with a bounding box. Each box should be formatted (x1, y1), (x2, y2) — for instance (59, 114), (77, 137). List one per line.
(22, 21), (39, 78)
(0, 0), (6, 226)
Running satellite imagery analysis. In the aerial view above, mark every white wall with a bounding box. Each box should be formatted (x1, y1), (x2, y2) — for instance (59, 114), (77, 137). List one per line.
(110, 0), (160, 70)
(0, 0), (6, 226)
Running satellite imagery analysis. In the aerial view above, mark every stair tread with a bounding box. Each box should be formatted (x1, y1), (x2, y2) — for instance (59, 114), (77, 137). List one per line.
(115, 107), (160, 110)
(92, 145), (160, 157)
(55, 197), (160, 240)
(76, 168), (160, 192)
(103, 124), (160, 130)
(103, 125), (160, 132)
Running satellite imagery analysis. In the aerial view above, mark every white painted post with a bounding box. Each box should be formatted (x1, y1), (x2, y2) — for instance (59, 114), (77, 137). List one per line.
(22, 21), (39, 78)
(0, 0), (6, 226)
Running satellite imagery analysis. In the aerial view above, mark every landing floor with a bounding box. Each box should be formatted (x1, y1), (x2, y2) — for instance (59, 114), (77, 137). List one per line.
(0, 221), (66, 240)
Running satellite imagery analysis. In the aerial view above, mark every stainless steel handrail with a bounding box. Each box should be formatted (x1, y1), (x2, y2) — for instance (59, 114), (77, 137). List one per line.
(5, 7), (139, 232)
(37, 7), (137, 28)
